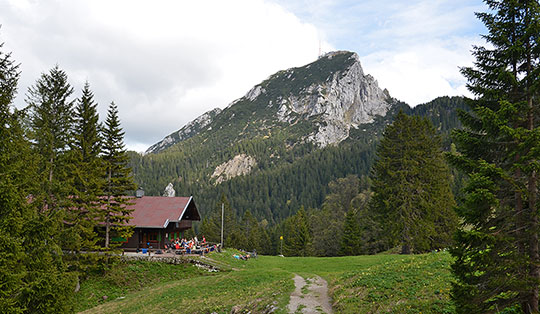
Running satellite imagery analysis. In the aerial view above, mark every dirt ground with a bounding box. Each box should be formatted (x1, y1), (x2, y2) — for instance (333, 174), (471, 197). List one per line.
(287, 274), (333, 314)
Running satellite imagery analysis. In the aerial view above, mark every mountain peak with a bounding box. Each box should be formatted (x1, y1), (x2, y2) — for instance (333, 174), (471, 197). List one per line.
(146, 50), (392, 154)
(320, 50), (359, 60)
(262, 50), (391, 146)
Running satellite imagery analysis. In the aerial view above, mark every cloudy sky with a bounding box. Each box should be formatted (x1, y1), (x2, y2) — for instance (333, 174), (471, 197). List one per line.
(0, 0), (486, 152)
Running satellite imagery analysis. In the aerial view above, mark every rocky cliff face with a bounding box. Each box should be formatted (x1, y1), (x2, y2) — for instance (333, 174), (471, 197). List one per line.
(211, 154), (257, 184)
(163, 182), (175, 197)
(264, 51), (390, 147)
(145, 51), (392, 155)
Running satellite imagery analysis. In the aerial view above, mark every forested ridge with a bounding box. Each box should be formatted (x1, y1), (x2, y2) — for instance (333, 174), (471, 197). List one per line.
(129, 95), (468, 224)
(129, 51), (468, 226)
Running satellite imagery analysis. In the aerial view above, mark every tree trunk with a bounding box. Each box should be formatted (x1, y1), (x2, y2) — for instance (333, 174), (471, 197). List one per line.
(105, 213), (110, 248)
(516, 159), (528, 313)
(105, 167), (112, 249)
(524, 27), (539, 313)
(527, 179), (538, 313)
(401, 243), (411, 255)
(401, 224), (411, 254)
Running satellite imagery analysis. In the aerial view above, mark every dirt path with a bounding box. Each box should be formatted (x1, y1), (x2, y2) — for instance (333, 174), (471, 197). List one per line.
(287, 274), (333, 314)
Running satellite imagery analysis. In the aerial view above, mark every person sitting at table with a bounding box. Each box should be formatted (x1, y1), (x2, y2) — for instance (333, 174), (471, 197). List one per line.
(164, 242), (172, 253)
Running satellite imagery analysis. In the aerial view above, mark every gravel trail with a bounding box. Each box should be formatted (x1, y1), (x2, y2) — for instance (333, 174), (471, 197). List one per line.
(287, 274), (333, 314)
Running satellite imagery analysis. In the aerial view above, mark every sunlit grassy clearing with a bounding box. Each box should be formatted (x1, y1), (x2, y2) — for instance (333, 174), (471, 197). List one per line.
(79, 250), (454, 314)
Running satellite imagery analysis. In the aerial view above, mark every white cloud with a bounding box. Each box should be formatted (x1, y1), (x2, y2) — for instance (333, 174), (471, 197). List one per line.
(1, 0), (487, 151)
(355, 0), (485, 106)
(272, 0), (486, 106)
(361, 36), (482, 106)
(1, 0), (328, 151)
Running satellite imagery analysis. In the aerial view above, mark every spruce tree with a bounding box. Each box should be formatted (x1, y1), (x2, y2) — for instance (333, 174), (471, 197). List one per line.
(199, 215), (221, 244)
(26, 65), (74, 209)
(23, 64), (78, 312)
(241, 210), (259, 251)
(0, 42), (75, 313)
(339, 208), (363, 256)
(0, 40), (29, 314)
(284, 207), (312, 257)
(311, 175), (360, 256)
(101, 102), (135, 249)
(369, 111), (457, 254)
(64, 82), (104, 271)
(449, 1), (540, 312)
(227, 228), (248, 250)
(259, 227), (273, 255)
(198, 198), (232, 246)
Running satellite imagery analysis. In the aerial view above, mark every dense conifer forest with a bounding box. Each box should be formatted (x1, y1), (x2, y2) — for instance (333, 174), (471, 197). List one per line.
(129, 96), (468, 223)
(0, 41), (135, 312)
(125, 97), (468, 262)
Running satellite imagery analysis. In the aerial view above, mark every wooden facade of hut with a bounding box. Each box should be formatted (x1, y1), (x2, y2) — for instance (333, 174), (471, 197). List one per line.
(119, 195), (201, 250)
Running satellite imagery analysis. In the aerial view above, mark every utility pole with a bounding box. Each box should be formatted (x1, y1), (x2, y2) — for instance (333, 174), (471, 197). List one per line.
(220, 202), (224, 249)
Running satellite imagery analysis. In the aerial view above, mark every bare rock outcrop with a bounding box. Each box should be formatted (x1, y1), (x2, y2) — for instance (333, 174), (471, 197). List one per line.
(163, 182), (175, 197)
(211, 154), (257, 184)
(276, 51), (390, 147)
(145, 51), (392, 153)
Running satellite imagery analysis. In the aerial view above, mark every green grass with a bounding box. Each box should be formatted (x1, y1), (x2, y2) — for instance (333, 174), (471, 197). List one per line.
(75, 260), (208, 312)
(77, 250), (455, 314)
(331, 252), (454, 313)
(79, 255), (292, 314)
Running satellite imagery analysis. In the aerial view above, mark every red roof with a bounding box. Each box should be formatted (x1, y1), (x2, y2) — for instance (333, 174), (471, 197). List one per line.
(127, 196), (199, 228)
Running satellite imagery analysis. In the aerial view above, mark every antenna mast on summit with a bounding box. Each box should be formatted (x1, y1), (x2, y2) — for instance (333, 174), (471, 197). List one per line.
(318, 40), (322, 58)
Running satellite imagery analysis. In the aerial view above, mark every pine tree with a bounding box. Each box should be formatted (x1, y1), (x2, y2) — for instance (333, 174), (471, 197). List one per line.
(199, 215), (221, 244)
(101, 102), (136, 249)
(26, 65), (74, 209)
(449, 1), (540, 312)
(339, 208), (363, 256)
(0, 42), (75, 313)
(284, 207), (312, 257)
(0, 40), (30, 314)
(312, 175), (360, 256)
(369, 111), (457, 254)
(63, 82), (104, 271)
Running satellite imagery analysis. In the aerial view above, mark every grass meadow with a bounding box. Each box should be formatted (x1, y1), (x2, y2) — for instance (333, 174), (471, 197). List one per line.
(77, 250), (454, 313)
